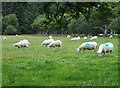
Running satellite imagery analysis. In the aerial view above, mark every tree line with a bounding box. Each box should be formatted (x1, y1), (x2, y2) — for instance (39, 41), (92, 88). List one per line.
(2, 2), (120, 35)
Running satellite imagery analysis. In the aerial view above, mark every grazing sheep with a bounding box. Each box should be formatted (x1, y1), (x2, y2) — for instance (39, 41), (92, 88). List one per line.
(49, 36), (52, 39)
(77, 42), (97, 53)
(97, 43), (114, 56)
(109, 35), (113, 39)
(3, 37), (7, 40)
(41, 39), (54, 46)
(84, 36), (87, 40)
(91, 36), (97, 40)
(13, 39), (30, 48)
(71, 36), (80, 41)
(47, 40), (62, 48)
(67, 35), (70, 38)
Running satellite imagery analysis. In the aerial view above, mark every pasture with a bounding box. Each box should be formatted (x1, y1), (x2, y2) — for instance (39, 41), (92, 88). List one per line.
(2, 35), (118, 86)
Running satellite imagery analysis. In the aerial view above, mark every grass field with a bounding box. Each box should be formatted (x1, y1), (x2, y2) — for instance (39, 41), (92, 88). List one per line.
(2, 35), (118, 86)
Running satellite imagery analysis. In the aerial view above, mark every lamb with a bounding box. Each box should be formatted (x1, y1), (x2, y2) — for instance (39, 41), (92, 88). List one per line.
(91, 36), (97, 40)
(109, 35), (113, 39)
(41, 39), (54, 46)
(67, 35), (70, 38)
(49, 36), (52, 39)
(71, 36), (80, 41)
(97, 43), (114, 56)
(13, 39), (30, 48)
(77, 42), (97, 53)
(84, 36), (87, 40)
(3, 37), (7, 40)
(47, 40), (62, 48)
(99, 34), (103, 36)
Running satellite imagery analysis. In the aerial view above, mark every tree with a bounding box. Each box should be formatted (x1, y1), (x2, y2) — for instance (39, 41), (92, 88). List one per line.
(2, 14), (19, 34)
(4, 25), (17, 35)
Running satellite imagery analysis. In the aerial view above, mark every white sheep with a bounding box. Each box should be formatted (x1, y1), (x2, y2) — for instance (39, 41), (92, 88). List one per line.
(71, 36), (80, 41)
(109, 35), (113, 39)
(3, 37), (7, 40)
(91, 36), (97, 40)
(84, 36), (87, 40)
(41, 39), (54, 46)
(99, 34), (103, 36)
(77, 42), (97, 53)
(16, 34), (18, 36)
(13, 39), (30, 48)
(67, 35), (70, 38)
(47, 40), (62, 48)
(49, 36), (52, 39)
(97, 43), (114, 56)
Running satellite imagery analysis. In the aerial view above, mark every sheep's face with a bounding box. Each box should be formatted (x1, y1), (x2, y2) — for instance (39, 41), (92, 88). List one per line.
(97, 51), (102, 56)
(77, 48), (80, 53)
(47, 46), (49, 48)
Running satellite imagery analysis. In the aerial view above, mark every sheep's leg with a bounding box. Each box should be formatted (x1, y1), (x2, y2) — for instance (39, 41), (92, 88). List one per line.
(110, 51), (112, 57)
(103, 52), (105, 56)
(94, 48), (97, 53)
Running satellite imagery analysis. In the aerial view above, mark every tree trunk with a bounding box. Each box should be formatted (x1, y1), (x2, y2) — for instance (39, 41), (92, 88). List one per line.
(104, 24), (108, 35)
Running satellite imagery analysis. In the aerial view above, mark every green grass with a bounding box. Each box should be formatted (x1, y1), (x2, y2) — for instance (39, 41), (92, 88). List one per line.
(2, 35), (118, 86)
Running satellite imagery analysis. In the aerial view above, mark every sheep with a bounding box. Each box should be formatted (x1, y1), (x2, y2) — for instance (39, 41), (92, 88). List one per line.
(16, 34), (18, 36)
(13, 39), (30, 48)
(41, 39), (54, 46)
(67, 35), (70, 38)
(71, 36), (80, 41)
(99, 34), (103, 36)
(3, 37), (7, 40)
(77, 42), (97, 53)
(84, 36), (87, 40)
(91, 36), (97, 40)
(49, 36), (52, 39)
(97, 43), (114, 56)
(47, 40), (62, 48)
(109, 35), (113, 39)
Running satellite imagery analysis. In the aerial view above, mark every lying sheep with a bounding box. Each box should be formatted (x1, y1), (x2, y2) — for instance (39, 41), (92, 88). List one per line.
(84, 36), (87, 40)
(77, 42), (97, 53)
(97, 43), (114, 56)
(91, 36), (97, 40)
(47, 40), (62, 48)
(99, 34), (103, 36)
(109, 35), (113, 39)
(3, 37), (7, 40)
(67, 35), (70, 38)
(71, 36), (80, 41)
(49, 36), (52, 39)
(13, 39), (30, 48)
(16, 34), (18, 36)
(41, 39), (54, 46)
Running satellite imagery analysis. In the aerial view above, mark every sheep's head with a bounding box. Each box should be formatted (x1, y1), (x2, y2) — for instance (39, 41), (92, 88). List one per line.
(13, 44), (17, 47)
(47, 46), (49, 48)
(97, 51), (102, 56)
(77, 48), (80, 53)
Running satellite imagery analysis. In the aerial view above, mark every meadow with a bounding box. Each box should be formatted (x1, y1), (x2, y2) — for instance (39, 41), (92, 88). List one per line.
(2, 35), (118, 86)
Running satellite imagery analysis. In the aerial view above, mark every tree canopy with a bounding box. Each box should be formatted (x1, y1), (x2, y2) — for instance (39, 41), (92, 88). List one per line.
(2, 2), (119, 35)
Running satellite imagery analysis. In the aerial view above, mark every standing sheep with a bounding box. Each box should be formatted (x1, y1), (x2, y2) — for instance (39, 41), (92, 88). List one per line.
(97, 43), (114, 56)
(49, 36), (52, 39)
(84, 36), (87, 40)
(13, 39), (30, 48)
(77, 42), (97, 53)
(3, 37), (7, 40)
(47, 40), (62, 48)
(109, 35), (113, 39)
(41, 39), (54, 46)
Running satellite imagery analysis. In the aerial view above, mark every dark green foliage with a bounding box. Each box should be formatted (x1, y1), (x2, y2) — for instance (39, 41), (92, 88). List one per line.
(4, 25), (17, 35)
(2, 2), (120, 34)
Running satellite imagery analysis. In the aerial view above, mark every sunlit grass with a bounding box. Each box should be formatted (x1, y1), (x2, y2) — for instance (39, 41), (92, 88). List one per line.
(2, 35), (118, 86)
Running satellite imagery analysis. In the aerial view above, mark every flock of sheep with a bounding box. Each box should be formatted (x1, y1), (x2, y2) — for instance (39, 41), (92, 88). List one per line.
(3, 34), (114, 56)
